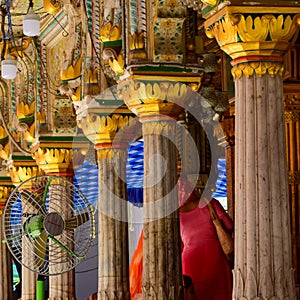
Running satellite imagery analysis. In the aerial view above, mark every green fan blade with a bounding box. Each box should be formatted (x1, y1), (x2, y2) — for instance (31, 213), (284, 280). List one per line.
(34, 230), (48, 268)
(24, 215), (44, 239)
(49, 235), (83, 258)
(65, 212), (90, 230)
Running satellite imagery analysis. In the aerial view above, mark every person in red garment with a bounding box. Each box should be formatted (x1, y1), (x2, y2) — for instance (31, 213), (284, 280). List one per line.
(129, 178), (233, 300)
(179, 178), (233, 300)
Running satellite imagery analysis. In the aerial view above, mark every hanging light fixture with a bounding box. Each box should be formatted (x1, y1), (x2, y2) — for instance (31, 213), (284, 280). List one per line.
(1, 55), (17, 80)
(23, 0), (40, 37)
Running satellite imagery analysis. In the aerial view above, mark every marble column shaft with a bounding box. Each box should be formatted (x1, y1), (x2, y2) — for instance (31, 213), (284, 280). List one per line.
(142, 119), (182, 300)
(97, 147), (130, 300)
(48, 182), (76, 300)
(233, 72), (295, 299)
(21, 195), (38, 300)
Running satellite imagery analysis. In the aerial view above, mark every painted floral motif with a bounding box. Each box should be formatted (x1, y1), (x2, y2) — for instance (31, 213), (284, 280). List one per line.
(153, 18), (185, 63)
(157, 0), (186, 17)
(53, 98), (77, 134)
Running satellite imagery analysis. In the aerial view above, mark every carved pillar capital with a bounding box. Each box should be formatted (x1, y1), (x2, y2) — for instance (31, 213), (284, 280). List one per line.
(33, 147), (74, 176)
(118, 75), (202, 121)
(8, 158), (44, 187)
(204, 7), (300, 78)
(76, 95), (137, 148)
(0, 184), (14, 213)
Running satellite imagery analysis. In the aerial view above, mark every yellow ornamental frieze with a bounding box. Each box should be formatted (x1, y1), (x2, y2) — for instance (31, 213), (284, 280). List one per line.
(231, 61), (285, 80)
(17, 101), (35, 119)
(205, 11), (300, 59)
(9, 166), (43, 187)
(100, 21), (122, 42)
(0, 144), (9, 160)
(33, 148), (73, 173)
(108, 53), (125, 76)
(143, 120), (176, 136)
(120, 80), (190, 119)
(270, 15), (300, 42)
(123, 81), (191, 105)
(114, 115), (135, 130)
(235, 14), (270, 43)
(205, 15), (237, 46)
(0, 186), (13, 200)
(0, 186), (14, 210)
(144, 83), (166, 103)
(97, 148), (121, 161)
(129, 32), (145, 51)
(37, 110), (47, 124)
(0, 125), (8, 141)
(80, 114), (134, 145)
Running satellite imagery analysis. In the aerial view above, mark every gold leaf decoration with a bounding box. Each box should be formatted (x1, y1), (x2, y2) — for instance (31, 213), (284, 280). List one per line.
(236, 14), (270, 42)
(269, 15), (297, 42)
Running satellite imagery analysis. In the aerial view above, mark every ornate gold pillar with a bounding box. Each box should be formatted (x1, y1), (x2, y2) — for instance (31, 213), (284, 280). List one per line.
(204, 6), (300, 299)
(284, 87), (300, 289)
(0, 182), (14, 300)
(77, 95), (136, 300)
(119, 77), (198, 300)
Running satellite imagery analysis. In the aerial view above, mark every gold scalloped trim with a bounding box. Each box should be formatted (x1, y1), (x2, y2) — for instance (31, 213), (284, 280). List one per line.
(79, 114), (135, 145)
(206, 13), (300, 58)
(9, 166), (43, 187)
(119, 80), (193, 118)
(0, 125), (8, 140)
(33, 148), (73, 174)
(60, 55), (82, 81)
(100, 21), (122, 42)
(231, 62), (285, 80)
(17, 101), (35, 119)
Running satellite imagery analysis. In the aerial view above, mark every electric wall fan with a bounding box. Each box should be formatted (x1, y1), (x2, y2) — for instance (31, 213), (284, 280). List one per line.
(3, 175), (96, 276)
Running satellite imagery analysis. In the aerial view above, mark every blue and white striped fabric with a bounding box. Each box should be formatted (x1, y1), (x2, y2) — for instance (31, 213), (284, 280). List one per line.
(74, 140), (145, 206)
(74, 161), (99, 207)
(74, 143), (227, 208)
(212, 158), (227, 208)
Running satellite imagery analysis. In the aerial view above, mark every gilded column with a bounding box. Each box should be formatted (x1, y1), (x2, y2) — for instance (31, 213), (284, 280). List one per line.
(119, 78), (193, 300)
(0, 184), (14, 300)
(284, 90), (300, 286)
(76, 95), (136, 300)
(204, 6), (300, 299)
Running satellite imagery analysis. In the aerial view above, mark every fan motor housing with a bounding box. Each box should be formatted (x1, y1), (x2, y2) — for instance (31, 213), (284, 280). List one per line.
(44, 212), (65, 236)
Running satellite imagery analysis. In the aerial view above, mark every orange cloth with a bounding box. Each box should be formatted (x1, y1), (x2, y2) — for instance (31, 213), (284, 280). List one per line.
(129, 230), (143, 299)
